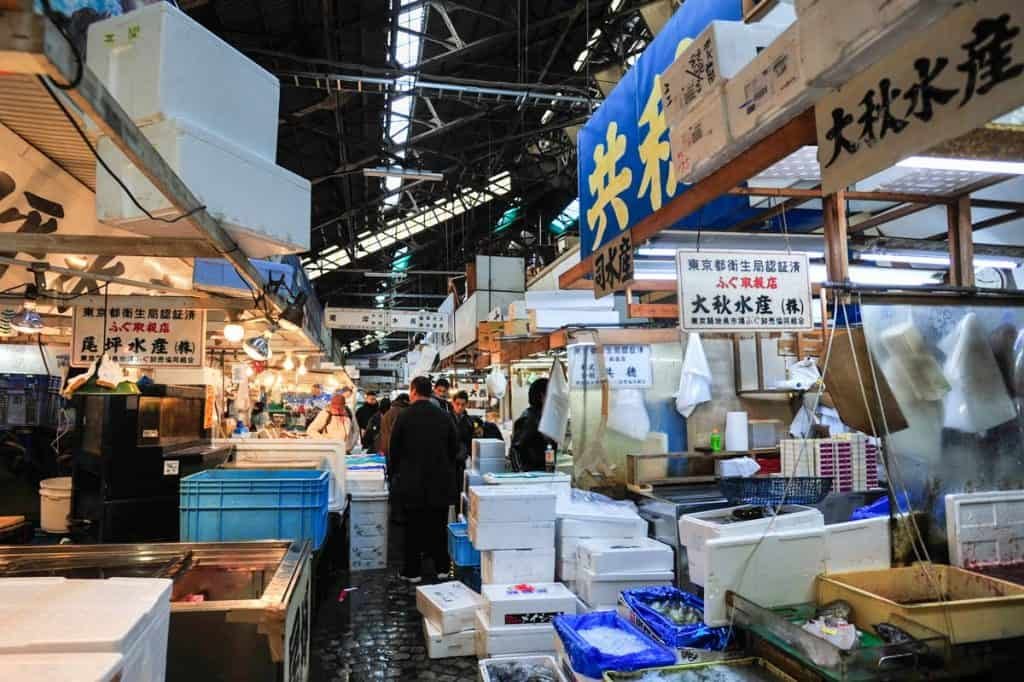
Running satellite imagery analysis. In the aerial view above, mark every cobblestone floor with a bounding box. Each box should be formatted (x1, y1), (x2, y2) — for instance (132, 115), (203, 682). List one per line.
(310, 517), (477, 682)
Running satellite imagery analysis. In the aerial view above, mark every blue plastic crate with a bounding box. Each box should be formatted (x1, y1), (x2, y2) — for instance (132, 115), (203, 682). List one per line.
(447, 522), (480, 567)
(180, 469), (329, 549)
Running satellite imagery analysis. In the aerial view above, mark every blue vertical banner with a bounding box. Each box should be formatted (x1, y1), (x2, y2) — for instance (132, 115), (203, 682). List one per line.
(578, 0), (745, 259)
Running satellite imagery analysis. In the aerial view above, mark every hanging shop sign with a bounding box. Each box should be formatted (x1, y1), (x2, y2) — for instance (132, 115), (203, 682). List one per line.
(568, 344), (652, 389)
(70, 303), (206, 368)
(325, 307), (449, 333)
(816, 0), (1024, 194)
(345, 357), (403, 371)
(676, 250), (812, 332)
(592, 231), (635, 298)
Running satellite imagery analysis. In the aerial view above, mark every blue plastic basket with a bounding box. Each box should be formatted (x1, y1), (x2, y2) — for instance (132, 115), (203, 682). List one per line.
(447, 521), (480, 567)
(180, 469), (330, 549)
(718, 476), (833, 506)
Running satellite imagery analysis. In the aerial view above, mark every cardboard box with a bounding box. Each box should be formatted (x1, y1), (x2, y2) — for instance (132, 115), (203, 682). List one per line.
(798, 0), (954, 87)
(669, 86), (735, 184)
(423, 618), (475, 659)
(469, 486), (557, 523)
(482, 548), (556, 585)
(660, 20), (789, 128)
(576, 537), (674, 576)
(478, 321), (505, 353)
(416, 581), (483, 634)
(482, 583), (577, 627)
(469, 518), (556, 551)
(503, 318), (530, 336)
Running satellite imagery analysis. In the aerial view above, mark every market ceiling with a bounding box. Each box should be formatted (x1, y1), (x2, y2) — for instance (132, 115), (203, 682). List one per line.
(184, 0), (655, 351)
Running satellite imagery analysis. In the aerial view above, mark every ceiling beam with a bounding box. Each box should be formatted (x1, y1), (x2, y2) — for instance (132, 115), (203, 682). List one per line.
(848, 202), (932, 234)
(0, 234), (221, 258)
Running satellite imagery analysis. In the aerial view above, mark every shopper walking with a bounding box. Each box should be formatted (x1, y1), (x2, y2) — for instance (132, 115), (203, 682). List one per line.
(355, 390), (379, 433)
(388, 376), (459, 583)
(509, 377), (555, 471)
(306, 391), (360, 452)
(431, 377), (453, 413)
(362, 397), (390, 452)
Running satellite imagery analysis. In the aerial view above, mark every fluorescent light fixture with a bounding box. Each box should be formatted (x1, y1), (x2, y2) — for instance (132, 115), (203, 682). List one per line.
(364, 167), (444, 182)
(897, 156), (1024, 175)
(810, 264), (941, 287)
(637, 247), (826, 259)
(858, 252), (1020, 269)
(632, 271), (678, 281)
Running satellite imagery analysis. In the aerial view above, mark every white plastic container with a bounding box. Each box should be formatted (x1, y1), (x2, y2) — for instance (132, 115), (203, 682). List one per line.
(0, 578), (171, 682)
(423, 617), (475, 659)
(482, 548), (556, 585)
(415, 581), (482, 634)
(472, 438), (505, 462)
(347, 469), (387, 493)
(470, 518), (556, 551)
(0, 653), (124, 682)
(945, 490), (1024, 568)
(576, 537), (674, 576)
(482, 583), (577, 627)
(95, 118), (311, 258)
(575, 568), (674, 611)
(86, 3), (280, 160)
(474, 611), (556, 658)
(479, 655), (568, 682)
(470, 486), (557, 523)
(39, 477), (71, 533)
(227, 439), (347, 512)
(679, 504), (823, 587)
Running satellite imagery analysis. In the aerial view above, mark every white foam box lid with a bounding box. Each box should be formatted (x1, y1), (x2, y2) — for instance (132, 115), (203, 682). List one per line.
(576, 537), (674, 575)
(797, 0), (953, 87)
(575, 568), (674, 611)
(479, 655), (568, 682)
(470, 517), (556, 551)
(95, 118), (310, 258)
(415, 581), (483, 635)
(474, 610), (556, 658)
(0, 653), (124, 682)
(661, 19), (790, 127)
(482, 548), (556, 585)
(422, 617), (475, 659)
(556, 514), (647, 540)
(0, 578), (171, 654)
(679, 504), (822, 587)
(472, 438), (506, 460)
(945, 489), (1024, 568)
(86, 3), (280, 160)
(482, 582), (577, 627)
(347, 470), (387, 492)
(470, 485), (557, 523)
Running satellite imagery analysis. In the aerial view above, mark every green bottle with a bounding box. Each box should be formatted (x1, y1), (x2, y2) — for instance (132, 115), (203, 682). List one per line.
(709, 429), (723, 453)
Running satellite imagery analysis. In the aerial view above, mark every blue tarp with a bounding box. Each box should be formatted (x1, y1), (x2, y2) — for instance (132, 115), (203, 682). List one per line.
(553, 611), (676, 679)
(620, 586), (730, 650)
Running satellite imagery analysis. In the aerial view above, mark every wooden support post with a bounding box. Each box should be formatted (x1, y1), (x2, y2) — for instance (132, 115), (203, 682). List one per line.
(822, 192), (850, 284)
(947, 195), (975, 287)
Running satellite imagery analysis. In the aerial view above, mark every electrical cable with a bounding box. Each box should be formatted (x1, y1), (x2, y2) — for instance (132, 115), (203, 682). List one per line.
(39, 0), (82, 90)
(38, 76), (207, 225)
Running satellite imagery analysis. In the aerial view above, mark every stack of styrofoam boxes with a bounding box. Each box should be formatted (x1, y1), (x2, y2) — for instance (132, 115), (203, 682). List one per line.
(518, 291), (622, 333)
(347, 463), (387, 494)
(796, 0), (957, 88)
(663, 15), (792, 184)
(461, 467), (485, 521)
(575, 537), (675, 612)
(416, 581), (483, 659)
(0, 577), (171, 681)
(555, 497), (648, 593)
(468, 486), (556, 556)
(780, 435), (879, 493)
(472, 439), (507, 476)
(476, 583), (577, 659)
(86, 4), (311, 257)
(349, 491), (389, 571)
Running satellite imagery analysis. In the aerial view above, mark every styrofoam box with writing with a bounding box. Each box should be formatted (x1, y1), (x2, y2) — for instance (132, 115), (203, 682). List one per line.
(482, 548), (556, 585)
(483, 583), (577, 627)
(470, 486), (557, 523)
(416, 581), (482, 634)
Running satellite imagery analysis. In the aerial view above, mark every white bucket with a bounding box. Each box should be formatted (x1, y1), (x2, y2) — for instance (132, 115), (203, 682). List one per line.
(39, 477), (72, 533)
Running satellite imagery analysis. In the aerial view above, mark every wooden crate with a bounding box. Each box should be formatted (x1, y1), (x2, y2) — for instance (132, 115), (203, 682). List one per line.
(477, 321), (504, 353)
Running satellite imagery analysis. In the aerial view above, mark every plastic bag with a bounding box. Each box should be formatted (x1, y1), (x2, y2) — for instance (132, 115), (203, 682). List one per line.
(559, 488), (639, 516)
(850, 492), (910, 521)
(539, 360), (570, 443)
(486, 366), (507, 400)
(607, 389), (651, 441)
(940, 313), (1016, 433)
(94, 353), (123, 389)
(552, 611), (676, 679)
(619, 586), (731, 650)
(676, 333), (711, 417)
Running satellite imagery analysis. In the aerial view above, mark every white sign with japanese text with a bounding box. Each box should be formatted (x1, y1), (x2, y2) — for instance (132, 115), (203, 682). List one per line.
(676, 250), (813, 332)
(325, 307), (448, 333)
(568, 344), (652, 389)
(816, 0), (1024, 193)
(71, 304), (206, 368)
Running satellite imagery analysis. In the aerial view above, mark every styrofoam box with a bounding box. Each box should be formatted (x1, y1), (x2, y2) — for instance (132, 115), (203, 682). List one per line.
(0, 578), (170, 682)
(96, 118), (311, 258)
(423, 617), (474, 659)
(221, 439), (347, 512)
(476, 457), (507, 476)
(725, 24), (823, 145)
(483, 583), (577, 627)
(557, 516), (648, 540)
(0, 653), (124, 682)
(470, 518), (556, 551)
(470, 486), (557, 523)
(474, 611), (556, 658)
(945, 490), (1024, 568)
(679, 504), (823, 587)
(416, 581), (482, 635)
(350, 557), (386, 571)
(825, 516), (890, 573)
(798, 0), (954, 88)
(479, 655), (568, 682)
(577, 537), (673, 576)
(483, 472), (572, 504)
(86, 4), (279, 159)
(482, 548), (556, 585)
(349, 543), (386, 567)
(661, 19), (790, 128)
(558, 558), (577, 582)
(473, 438), (506, 461)
(703, 527), (825, 626)
(347, 470), (387, 493)
(464, 467), (485, 492)
(575, 568), (673, 611)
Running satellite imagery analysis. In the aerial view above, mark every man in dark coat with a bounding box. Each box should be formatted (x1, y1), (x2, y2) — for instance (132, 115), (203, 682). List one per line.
(354, 390), (379, 434)
(510, 377), (556, 471)
(389, 376), (459, 583)
(451, 390), (474, 493)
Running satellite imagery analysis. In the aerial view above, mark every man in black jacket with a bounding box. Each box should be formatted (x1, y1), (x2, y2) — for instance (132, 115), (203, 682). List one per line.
(389, 376), (459, 583)
(510, 377), (556, 471)
(354, 391), (379, 434)
(451, 390), (474, 493)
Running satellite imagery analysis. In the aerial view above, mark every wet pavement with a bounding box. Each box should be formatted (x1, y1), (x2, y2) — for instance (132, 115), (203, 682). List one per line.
(310, 515), (478, 681)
